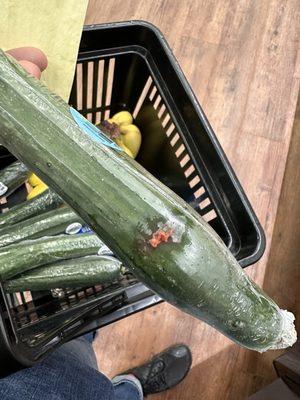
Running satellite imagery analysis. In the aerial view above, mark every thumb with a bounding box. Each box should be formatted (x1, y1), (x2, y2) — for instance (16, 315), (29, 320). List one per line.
(18, 60), (41, 79)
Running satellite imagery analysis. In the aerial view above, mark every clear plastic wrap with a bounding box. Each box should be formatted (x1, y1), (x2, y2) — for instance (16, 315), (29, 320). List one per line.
(0, 50), (296, 352)
(5, 255), (121, 292)
(0, 233), (103, 279)
(0, 188), (63, 227)
(0, 206), (82, 248)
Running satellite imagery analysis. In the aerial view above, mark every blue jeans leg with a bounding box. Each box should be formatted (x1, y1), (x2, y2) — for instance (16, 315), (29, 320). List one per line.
(0, 336), (144, 400)
(0, 337), (114, 400)
(112, 374), (144, 400)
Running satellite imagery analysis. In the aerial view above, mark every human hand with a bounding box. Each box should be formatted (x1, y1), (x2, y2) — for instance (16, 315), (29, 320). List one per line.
(6, 47), (47, 79)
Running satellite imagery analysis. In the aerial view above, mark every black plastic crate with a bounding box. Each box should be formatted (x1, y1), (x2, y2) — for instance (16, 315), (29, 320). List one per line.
(0, 21), (265, 376)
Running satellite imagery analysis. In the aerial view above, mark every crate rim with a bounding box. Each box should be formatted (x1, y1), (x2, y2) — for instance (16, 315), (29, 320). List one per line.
(81, 20), (266, 266)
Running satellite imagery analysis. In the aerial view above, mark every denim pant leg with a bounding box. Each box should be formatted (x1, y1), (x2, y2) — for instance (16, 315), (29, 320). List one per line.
(0, 337), (115, 400)
(112, 375), (144, 400)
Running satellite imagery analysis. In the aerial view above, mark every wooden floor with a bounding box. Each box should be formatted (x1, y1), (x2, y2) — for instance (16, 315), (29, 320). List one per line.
(85, 1), (300, 398)
(92, 121), (300, 400)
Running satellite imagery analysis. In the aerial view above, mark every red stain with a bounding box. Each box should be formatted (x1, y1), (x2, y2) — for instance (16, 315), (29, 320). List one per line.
(149, 228), (174, 248)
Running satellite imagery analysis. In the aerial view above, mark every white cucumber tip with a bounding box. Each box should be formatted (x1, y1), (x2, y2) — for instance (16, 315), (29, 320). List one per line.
(271, 309), (297, 350)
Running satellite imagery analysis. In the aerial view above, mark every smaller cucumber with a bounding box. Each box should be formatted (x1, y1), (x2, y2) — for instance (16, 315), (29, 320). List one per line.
(0, 189), (64, 227)
(0, 233), (104, 280)
(0, 160), (29, 197)
(0, 206), (83, 248)
(5, 255), (121, 292)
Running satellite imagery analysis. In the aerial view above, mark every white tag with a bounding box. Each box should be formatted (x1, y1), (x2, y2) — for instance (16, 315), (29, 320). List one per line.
(98, 244), (114, 256)
(65, 222), (82, 235)
(0, 182), (8, 196)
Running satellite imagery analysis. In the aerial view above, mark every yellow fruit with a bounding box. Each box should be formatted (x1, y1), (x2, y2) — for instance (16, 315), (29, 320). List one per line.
(28, 172), (44, 187)
(123, 146), (134, 158)
(111, 111), (133, 126)
(120, 124), (142, 158)
(115, 138), (134, 158)
(104, 112), (141, 158)
(27, 182), (48, 200)
(120, 123), (140, 135)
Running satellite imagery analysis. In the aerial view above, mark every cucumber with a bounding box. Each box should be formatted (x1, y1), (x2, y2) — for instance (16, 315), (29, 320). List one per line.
(0, 160), (29, 197)
(0, 50), (296, 351)
(5, 255), (121, 292)
(0, 206), (83, 248)
(0, 188), (63, 227)
(0, 233), (103, 280)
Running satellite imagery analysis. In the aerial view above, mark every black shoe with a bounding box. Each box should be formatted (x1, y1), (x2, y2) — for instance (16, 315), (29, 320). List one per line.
(123, 344), (192, 396)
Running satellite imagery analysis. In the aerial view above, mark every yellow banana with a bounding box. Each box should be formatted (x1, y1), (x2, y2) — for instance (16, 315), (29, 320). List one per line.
(100, 111), (141, 158)
(28, 172), (44, 187)
(27, 182), (48, 200)
(120, 124), (141, 158)
(111, 111), (133, 126)
(115, 138), (134, 158)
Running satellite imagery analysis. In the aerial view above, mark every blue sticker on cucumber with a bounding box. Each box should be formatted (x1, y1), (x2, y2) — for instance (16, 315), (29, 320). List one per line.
(65, 222), (93, 235)
(70, 107), (122, 152)
(78, 225), (93, 234)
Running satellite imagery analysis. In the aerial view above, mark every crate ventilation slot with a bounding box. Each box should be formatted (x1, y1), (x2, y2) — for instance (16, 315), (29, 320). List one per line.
(72, 58), (116, 124)
(134, 80), (217, 224)
(7, 272), (137, 330)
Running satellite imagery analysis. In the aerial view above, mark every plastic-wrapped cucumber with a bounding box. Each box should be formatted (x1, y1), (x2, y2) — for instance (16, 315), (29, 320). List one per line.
(0, 188), (63, 227)
(0, 50), (296, 352)
(0, 206), (83, 248)
(5, 255), (121, 292)
(0, 233), (104, 280)
(0, 160), (28, 197)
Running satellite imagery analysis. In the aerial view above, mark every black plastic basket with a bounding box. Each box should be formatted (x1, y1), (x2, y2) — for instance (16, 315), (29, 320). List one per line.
(0, 21), (265, 376)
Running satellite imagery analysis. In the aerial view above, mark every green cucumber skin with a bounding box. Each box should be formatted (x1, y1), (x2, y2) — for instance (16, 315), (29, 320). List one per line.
(0, 160), (29, 197)
(0, 233), (103, 280)
(0, 206), (83, 248)
(0, 188), (63, 227)
(0, 50), (283, 351)
(5, 255), (121, 292)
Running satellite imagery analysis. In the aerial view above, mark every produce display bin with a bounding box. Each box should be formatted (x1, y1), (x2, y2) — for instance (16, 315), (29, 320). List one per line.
(0, 21), (265, 376)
